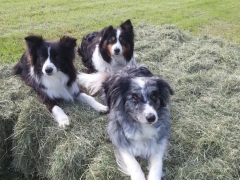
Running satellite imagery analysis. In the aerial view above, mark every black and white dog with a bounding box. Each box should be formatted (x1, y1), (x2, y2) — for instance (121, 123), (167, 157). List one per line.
(77, 19), (136, 95)
(102, 66), (174, 180)
(78, 19), (135, 73)
(13, 35), (108, 128)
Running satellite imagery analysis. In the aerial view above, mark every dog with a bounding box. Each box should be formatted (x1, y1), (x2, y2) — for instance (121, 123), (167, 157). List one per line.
(102, 66), (174, 180)
(78, 19), (136, 73)
(13, 35), (108, 128)
(77, 19), (136, 95)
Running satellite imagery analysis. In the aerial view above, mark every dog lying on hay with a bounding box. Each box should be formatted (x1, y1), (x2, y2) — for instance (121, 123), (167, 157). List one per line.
(13, 35), (108, 128)
(102, 66), (174, 180)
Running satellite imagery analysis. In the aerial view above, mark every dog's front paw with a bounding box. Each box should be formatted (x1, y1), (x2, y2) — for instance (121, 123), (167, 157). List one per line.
(57, 116), (70, 128)
(52, 105), (70, 128)
(131, 173), (146, 180)
(148, 171), (164, 180)
(98, 105), (109, 114)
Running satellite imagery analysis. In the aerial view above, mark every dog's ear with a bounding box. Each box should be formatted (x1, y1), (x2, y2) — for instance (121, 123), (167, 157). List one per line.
(59, 36), (77, 63)
(24, 35), (43, 65)
(99, 26), (113, 63)
(120, 19), (133, 31)
(103, 76), (130, 109)
(60, 36), (77, 48)
(25, 35), (43, 49)
(155, 77), (174, 107)
(120, 19), (134, 38)
(58, 36), (77, 84)
(100, 25), (114, 37)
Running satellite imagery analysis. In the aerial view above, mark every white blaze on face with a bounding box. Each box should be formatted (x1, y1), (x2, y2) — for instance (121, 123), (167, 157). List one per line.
(143, 103), (158, 123)
(133, 78), (145, 89)
(111, 29), (122, 55)
(133, 78), (158, 124)
(42, 47), (57, 75)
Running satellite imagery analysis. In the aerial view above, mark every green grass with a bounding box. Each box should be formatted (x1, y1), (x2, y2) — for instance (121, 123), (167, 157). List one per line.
(1, 0), (240, 63)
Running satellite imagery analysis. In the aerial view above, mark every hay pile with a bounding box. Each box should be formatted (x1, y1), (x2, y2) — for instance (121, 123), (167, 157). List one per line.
(1, 24), (240, 179)
(0, 65), (27, 168)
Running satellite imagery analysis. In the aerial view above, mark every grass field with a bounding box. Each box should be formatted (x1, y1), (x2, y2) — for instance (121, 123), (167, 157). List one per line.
(1, 0), (240, 64)
(1, 0), (240, 180)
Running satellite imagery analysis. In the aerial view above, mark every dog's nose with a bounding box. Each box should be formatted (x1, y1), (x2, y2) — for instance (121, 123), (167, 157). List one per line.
(45, 67), (53, 74)
(146, 113), (156, 123)
(114, 48), (120, 54)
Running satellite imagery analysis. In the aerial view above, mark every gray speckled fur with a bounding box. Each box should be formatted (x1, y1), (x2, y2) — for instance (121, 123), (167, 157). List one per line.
(103, 66), (173, 179)
(108, 106), (170, 158)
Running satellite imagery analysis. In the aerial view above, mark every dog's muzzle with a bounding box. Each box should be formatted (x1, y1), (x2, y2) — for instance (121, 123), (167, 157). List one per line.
(146, 113), (156, 123)
(45, 66), (53, 75)
(114, 48), (120, 55)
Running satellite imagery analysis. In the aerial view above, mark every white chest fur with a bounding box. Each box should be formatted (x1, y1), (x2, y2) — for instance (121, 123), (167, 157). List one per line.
(30, 67), (79, 101)
(132, 124), (158, 141)
(41, 72), (72, 101)
(125, 124), (159, 158)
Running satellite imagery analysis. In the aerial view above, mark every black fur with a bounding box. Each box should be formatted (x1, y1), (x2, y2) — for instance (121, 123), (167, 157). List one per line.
(78, 19), (135, 73)
(98, 26), (114, 64)
(77, 31), (100, 72)
(13, 35), (77, 110)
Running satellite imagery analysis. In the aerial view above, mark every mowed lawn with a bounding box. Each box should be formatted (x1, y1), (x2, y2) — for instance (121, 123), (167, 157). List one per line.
(0, 0), (240, 180)
(1, 0), (240, 64)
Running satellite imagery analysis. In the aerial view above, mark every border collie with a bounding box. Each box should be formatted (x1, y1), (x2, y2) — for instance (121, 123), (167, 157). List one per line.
(13, 35), (108, 128)
(102, 66), (174, 180)
(77, 19), (136, 95)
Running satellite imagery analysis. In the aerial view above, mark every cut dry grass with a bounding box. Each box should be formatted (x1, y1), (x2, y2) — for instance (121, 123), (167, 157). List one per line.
(0, 65), (27, 169)
(0, 24), (240, 179)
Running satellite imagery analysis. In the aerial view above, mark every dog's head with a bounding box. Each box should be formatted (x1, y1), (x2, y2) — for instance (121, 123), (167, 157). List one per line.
(25, 35), (77, 76)
(103, 66), (174, 124)
(99, 19), (134, 63)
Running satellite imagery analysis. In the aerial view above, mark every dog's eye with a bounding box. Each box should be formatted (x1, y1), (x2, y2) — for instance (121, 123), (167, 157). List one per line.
(52, 53), (58, 59)
(151, 91), (159, 102)
(111, 36), (115, 41)
(40, 56), (47, 61)
(132, 93), (139, 101)
(119, 37), (125, 43)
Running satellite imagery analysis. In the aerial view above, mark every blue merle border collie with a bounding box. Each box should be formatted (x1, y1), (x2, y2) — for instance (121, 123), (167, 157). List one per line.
(13, 35), (108, 128)
(77, 19), (136, 95)
(102, 66), (174, 180)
